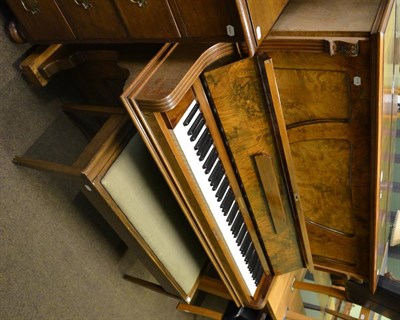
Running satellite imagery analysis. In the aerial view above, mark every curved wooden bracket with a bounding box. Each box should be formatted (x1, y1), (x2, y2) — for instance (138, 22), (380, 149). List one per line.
(19, 44), (119, 87)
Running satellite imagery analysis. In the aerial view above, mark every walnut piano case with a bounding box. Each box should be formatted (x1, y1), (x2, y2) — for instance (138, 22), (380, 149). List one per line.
(121, 42), (313, 309)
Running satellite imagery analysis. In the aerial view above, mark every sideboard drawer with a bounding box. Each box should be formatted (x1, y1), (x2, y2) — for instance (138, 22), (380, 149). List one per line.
(114, 0), (180, 39)
(6, 0), (75, 41)
(55, 0), (127, 40)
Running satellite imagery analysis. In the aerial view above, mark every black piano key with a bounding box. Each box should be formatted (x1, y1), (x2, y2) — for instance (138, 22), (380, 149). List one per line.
(255, 264), (264, 285)
(183, 103), (199, 126)
(209, 163), (224, 190)
(233, 225), (243, 242)
(244, 244), (254, 263)
(252, 261), (261, 280)
(187, 113), (202, 136)
(227, 209), (239, 227)
(240, 232), (251, 255)
(216, 178), (229, 201)
(203, 148), (218, 174)
(236, 225), (247, 245)
(248, 250), (258, 273)
(194, 128), (208, 151)
(190, 118), (205, 142)
(197, 131), (211, 157)
(247, 249), (257, 273)
(199, 134), (213, 161)
(208, 161), (222, 186)
(220, 188), (235, 213)
(231, 215), (244, 237)
(226, 202), (238, 221)
(212, 167), (225, 191)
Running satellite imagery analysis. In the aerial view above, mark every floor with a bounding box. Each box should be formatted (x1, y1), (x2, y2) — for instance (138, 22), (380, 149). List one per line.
(0, 8), (214, 320)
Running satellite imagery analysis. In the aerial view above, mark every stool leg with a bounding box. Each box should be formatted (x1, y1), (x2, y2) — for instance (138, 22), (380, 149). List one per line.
(123, 274), (179, 300)
(292, 281), (347, 300)
(13, 157), (81, 177)
(176, 303), (223, 320)
(197, 276), (232, 300)
(63, 104), (125, 116)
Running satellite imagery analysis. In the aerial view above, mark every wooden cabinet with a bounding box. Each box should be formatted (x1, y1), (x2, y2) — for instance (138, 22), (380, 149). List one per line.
(5, 0), (288, 54)
(55, 0), (127, 40)
(170, 0), (242, 40)
(114, 0), (180, 39)
(246, 0), (288, 46)
(6, 0), (75, 41)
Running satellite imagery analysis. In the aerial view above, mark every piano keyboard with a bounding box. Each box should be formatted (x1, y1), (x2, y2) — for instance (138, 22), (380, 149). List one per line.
(173, 100), (263, 295)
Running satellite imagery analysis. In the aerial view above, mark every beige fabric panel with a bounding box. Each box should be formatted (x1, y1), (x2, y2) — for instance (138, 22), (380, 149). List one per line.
(101, 134), (206, 295)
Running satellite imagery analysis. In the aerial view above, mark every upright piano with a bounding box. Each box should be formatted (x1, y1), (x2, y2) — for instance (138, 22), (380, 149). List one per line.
(119, 0), (399, 310)
(121, 43), (299, 308)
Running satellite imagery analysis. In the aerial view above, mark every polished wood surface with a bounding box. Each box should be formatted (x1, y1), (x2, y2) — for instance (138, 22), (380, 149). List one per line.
(273, 50), (372, 278)
(176, 303), (223, 320)
(246, 0), (288, 44)
(5, 0), (285, 55)
(54, 1), (127, 40)
(114, 0), (180, 39)
(293, 281), (347, 301)
(5, 0), (75, 41)
(19, 44), (64, 87)
(265, 269), (307, 320)
(235, 0), (288, 56)
(254, 154), (288, 234)
(134, 43), (239, 111)
(170, 0), (242, 41)
(204, 57), (312, 275)
(258, 0), (398, 293)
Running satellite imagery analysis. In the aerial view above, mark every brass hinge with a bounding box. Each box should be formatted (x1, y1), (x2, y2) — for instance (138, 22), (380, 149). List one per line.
(326, 40), (359, 57)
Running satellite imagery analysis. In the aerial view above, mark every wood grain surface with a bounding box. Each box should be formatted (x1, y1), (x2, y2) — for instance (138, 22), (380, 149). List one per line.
(205, 58), (305, 275)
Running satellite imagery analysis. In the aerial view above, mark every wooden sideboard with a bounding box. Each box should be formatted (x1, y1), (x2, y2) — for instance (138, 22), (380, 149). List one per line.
(5, 0), (287, 55)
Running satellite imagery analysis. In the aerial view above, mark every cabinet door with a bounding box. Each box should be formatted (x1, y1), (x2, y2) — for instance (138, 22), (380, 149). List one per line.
(114, 0), (180, 39)
(246, 0), (288, 45)
(55, 0), (127, 40)
(5, 0), (75, 42)
(170, 0), (242, 41)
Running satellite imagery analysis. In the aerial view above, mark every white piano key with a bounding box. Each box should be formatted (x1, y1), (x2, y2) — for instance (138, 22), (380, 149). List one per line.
(173, 100), (257, 295)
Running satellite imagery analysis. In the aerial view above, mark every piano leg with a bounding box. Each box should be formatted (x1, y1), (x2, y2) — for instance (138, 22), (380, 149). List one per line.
(222, 301), (269, 320)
